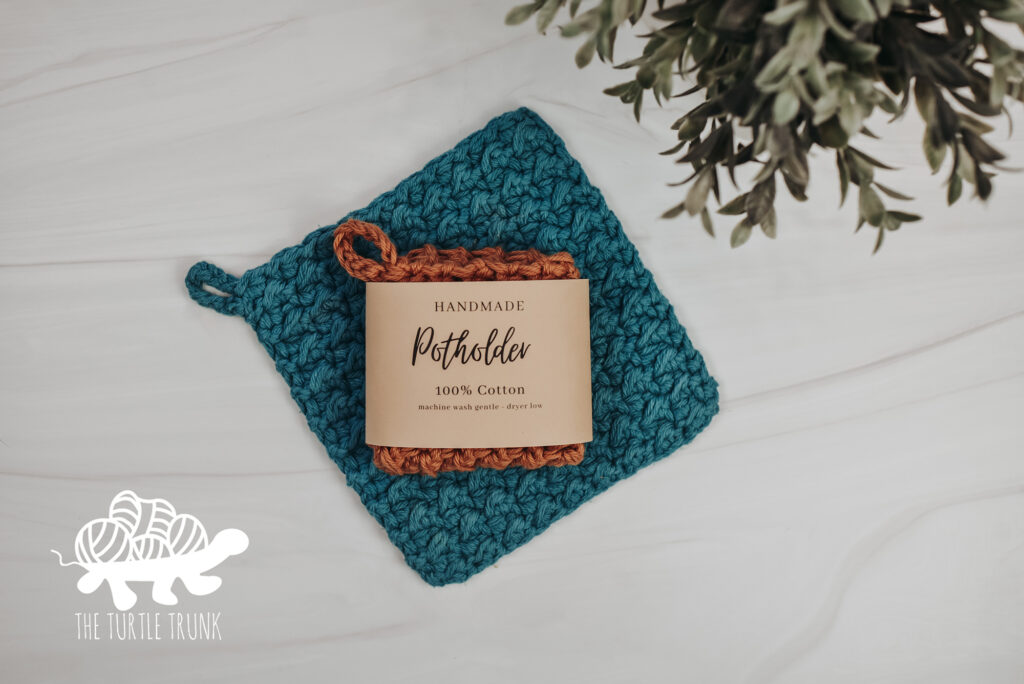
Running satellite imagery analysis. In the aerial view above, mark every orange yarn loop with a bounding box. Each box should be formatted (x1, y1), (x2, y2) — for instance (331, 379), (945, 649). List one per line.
(333, 218), (586, 477)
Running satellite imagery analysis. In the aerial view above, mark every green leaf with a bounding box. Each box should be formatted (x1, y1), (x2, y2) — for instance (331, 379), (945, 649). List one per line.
(848, 147), (897, 170)
(700, 207), (715, 237)
(676, 117), (707, 141)
(782, 148), (810, 187)
(637, 64), (656, 88)
(818, 0), (856, 40)
(652, 4), (696, 22)
(662, 199), (688, 219)
(859, 185), (885, 226)
(560, 16), (591, 37)
(947, 173), (963, 205)
(984, 31), (1014, 67)
(685, 167), (714, 216)
(764, 1), (807, 25)
(844, 42), (881, 62)
(745, 180), (775, 224)
(962, 130), (1006, 164)
(990, 67), (1008, 108)
(881, 212), (902, 231)
(603, 81), (634, 97)
(812, 90), (840, 125)
(876, 92), (899, 115)
(755, 47), (795, 89)
(656, 59), (674, 100)
(730, 218), (753, 248)
(773, 89), (800, 125)
(817, 117), (849, 148)
(575, 37), (597, 68)
(718, 194), (748, 215)
(956, 144), (977, 184)
(597, 24), (618, 63)
(872, 226), (885, 253)
(788, 14), (826, 69)
(783, 172), (808, 201)
(837, 152), (850, 206)
(536, 0), (561, 33)
(660, 140), (686, 156)
(991, 7), (1024, 25)
(627, 0), (644, 24)
(977, 171), (993, 200)
(713, 0), (762, 32)
(914, 78), (936, 122)
(846, 151), (875, 184)
(505, 3), (539, 26)
(875, 183), (914, 201)
(923, 132), (946, 173)
(888, 211), (921, 222)
(833, 0), (876, 22)
(761, 208), (778, 238)
(838, 94), (862, 137)
(959, 114), (995, 136)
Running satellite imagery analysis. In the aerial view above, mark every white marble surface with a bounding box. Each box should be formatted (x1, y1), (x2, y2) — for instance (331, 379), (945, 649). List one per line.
(2, 2), (1023, 682)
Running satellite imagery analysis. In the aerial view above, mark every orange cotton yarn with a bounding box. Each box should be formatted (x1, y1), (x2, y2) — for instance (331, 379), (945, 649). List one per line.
(333, 218), (586, 477)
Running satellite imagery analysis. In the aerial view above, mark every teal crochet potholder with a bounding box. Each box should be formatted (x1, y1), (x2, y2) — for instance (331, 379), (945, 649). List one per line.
(184, 107), (719, 586)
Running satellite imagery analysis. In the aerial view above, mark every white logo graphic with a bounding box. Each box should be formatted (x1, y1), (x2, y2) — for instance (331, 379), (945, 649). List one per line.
(52, 490), (249, 611)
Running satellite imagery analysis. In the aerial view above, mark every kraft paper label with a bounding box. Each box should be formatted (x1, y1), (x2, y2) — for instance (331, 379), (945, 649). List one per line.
(364, 280), (592, 448)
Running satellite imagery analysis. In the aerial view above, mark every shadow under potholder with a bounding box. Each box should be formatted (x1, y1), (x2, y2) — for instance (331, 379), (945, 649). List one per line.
(184, 107), (719, 586)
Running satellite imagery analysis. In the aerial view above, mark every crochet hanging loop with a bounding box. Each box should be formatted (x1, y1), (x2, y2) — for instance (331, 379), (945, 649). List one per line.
(184, 261), (244, 317)
(333, 219), (398, 282)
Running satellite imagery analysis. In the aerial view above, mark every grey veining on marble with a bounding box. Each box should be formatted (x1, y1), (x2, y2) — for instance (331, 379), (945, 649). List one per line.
(2, 2), (1023, 683)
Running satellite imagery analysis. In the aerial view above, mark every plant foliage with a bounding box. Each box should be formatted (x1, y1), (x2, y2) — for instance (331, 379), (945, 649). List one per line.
(506, 0), (1024, 250)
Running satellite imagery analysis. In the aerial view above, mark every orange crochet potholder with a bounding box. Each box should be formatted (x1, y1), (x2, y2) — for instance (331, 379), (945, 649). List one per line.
(333, 218), (586, 477)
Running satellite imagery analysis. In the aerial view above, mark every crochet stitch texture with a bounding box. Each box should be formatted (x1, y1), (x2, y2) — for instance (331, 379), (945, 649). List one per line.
(185, 107), (719, 586)
(333, 217), (586, 476)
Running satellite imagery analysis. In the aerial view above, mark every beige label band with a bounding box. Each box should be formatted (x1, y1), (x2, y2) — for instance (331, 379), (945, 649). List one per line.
(364, 280), (593, 449)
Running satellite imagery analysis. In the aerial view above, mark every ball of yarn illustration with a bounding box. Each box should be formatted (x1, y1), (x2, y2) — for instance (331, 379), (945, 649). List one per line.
(108, 490), (142, 532)
(144, 498), (176, 538)
(131, 533), (174, 561)
(167, 514), (208, 555)
(74, 518), (133, 564)
(108, 489), (177, 540)
(72, 492), (208, 563)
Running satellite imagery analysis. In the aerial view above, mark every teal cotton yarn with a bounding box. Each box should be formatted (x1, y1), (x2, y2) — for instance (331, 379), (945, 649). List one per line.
(185, 107), (719, 586)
